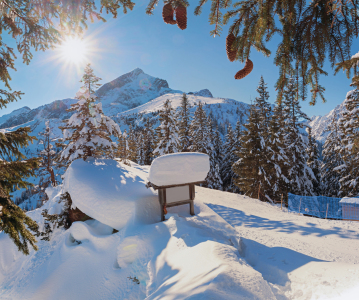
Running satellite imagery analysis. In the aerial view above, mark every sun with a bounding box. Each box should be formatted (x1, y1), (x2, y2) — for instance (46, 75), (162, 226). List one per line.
(58, 36), (89, 65)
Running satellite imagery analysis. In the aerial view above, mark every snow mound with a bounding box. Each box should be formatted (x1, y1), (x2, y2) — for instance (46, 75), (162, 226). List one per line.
(148, 152), (210, 186)
(63, 158), (160, 230)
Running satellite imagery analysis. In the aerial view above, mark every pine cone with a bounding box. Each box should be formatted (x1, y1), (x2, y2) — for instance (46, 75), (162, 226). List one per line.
(226, 33), (236, 62)
(163, 3), (176, 25)
(175, 4), (187, 30)
(235, 59), (254, 79)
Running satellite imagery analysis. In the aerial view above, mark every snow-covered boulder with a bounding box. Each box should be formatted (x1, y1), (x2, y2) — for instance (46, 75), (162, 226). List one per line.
(63, 158), (160, 230)
(148, 152), (210, 186)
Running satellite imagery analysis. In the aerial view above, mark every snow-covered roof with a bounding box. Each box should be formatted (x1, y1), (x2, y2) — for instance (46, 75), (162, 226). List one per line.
(339, 197), (359, 205)
(148, 152), (210, 186)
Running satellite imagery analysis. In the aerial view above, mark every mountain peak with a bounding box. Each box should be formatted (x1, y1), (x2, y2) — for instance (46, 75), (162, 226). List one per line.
(193, 89), (213, 98)
(129, 68), (144, 76)
(96, 68), (168, 98)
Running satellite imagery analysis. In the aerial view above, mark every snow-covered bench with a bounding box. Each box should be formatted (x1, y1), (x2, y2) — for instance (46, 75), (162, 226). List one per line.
(148, 153), (210, 221)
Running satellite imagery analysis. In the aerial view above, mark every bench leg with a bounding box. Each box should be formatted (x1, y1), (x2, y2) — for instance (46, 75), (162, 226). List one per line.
(161, 204), (166, 221)
(190, 200), (195, 216)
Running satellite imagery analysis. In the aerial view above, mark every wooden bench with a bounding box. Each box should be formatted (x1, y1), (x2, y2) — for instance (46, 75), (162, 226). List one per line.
(148, 181), (205, 221)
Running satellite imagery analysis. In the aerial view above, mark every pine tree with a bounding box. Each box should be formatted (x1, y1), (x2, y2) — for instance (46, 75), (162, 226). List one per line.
(204, 117), (223, 190)
(233, 104), (270, 200)
(38, 121), (57, 188)
(142, 118), (155, 165)
(337, 87), (359, 196)
(59, 64), (121, 163)
(282, 78), (315, 196)
(306, 127), (322, 196)
(233, 77), (273, 201)
(115, 130), (131, 166)
(221, 124), (237, 191)
(266, 102), (290, 202)
(136, 131), (145, 165)
(154, 99), (179, 156)
(177, 93), (192, 152)
(189, 101), (208, 153)
(0, 127), (40, 255)
(127, 125), (139, 163)
(322, 112), (343, 197)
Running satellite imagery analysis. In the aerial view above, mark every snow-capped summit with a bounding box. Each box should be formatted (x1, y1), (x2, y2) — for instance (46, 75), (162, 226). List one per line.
(0, 106), (31, 128)
(97, 68), (175, 115)
(193, 89), (213, 98)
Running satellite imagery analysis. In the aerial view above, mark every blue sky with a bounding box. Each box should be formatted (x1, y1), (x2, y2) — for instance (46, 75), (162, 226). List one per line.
(1, 0), (357, 117)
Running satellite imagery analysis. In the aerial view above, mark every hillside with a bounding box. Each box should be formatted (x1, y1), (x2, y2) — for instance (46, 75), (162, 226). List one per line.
(0, 160), (358, 299)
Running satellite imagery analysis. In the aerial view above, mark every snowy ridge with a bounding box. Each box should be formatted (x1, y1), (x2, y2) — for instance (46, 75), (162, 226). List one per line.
(308, 102), (345, 142)
(0, 106), (31, 127)
(115, 93), (249, 134)
(0, 99), (77, 129)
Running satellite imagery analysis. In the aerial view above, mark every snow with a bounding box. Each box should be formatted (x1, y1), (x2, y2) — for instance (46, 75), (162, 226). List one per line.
(63, 158), (160, 230)
(202, 188), (359, 299)
(340, 197), (359, 205)
(148, 152), (210, 186)
(2, 164), (359, 299)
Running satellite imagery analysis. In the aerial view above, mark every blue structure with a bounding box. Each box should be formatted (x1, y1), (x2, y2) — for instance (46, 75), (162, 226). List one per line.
(288, 193), (343, 219)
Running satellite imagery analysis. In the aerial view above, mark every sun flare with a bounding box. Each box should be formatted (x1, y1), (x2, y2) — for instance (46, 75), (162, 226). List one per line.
(58, 36), (89, 65)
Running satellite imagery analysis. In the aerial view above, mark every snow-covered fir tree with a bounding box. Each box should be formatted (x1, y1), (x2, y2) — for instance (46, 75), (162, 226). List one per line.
(337, 87), (359, 196)
(154, 99), (179, 156)
(233, 78), (273, 201)
(306, 127), (322, 196)
(127, 125), (139, 163)
(177, 93), (192, 152)
(137, 132), (146, 165)
(59, 64), (121, 163)
(282, 78), (315, 196)
(115, 130), (130, 166)
(221, 124), (237, 192)
(37, 120), (58, 188)
(322, 112), (343, 197)
(142, 117), (155, 165)
(204, 117), (223, 190)
(266, 102), (290, 202)
(233, 104), (271, 200)
(189, 101), (208, 153)
(255, 76), (272, 130)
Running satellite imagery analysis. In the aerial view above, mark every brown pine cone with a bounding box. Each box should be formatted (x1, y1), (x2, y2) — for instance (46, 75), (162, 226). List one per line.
(175, 4), (187, 30)
(163, 3), (176, 25)
(235, 59), (254, 79)
(226, 33), (236, 62)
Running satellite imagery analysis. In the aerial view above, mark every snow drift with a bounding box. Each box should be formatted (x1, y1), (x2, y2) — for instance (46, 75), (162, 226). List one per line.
(63, 158), (160, 229)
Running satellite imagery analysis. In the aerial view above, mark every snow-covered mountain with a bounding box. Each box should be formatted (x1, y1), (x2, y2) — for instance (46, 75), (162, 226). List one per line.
(115, 93), (249, 134)
(0, 99), (77, 129)
(308, 102), (345, 142)
(0, 68), (249, 138)
(0, 68), (242, 130)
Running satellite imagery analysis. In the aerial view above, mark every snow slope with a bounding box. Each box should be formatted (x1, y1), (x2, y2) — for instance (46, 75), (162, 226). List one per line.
(202, 188), (359, 299)
(0, 161), (274, 300)
(1, 162), (359, 299)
